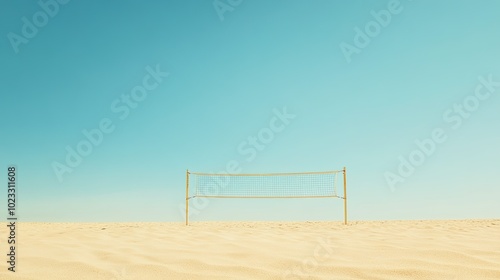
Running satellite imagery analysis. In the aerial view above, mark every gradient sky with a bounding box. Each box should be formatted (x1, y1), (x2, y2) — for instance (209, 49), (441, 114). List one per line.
(1, 0), (499, 222)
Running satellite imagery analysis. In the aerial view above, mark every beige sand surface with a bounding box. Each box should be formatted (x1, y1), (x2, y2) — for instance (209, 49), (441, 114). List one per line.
(1, 220), (499, 279)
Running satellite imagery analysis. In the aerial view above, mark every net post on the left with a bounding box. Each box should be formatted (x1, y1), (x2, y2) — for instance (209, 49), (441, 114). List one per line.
(186, 169), (190, 226)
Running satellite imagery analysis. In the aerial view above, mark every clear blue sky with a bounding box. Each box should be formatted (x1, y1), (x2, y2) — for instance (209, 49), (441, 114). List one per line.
(1, 0), (499, 222)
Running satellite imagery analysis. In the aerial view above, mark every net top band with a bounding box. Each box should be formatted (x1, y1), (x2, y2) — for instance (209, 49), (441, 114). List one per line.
(188, 170), (343, 176)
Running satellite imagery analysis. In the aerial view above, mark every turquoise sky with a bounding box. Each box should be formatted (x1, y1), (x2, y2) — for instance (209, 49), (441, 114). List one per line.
(1, 0), (499, 222)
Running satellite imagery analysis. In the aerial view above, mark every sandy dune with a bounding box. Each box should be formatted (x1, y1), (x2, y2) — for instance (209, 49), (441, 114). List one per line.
(1, 220), (499, 279)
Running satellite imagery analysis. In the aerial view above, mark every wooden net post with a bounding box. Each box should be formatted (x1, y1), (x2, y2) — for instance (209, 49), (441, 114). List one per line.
(186, 169), (189, 226)
(343, 167), (347, 225)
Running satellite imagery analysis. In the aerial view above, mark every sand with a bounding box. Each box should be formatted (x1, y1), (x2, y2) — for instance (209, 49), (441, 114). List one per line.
(1, 220), (499, 279)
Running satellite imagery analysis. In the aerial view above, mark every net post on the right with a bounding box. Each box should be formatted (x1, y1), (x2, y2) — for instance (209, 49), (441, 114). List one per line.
(343, 167), (347, 225)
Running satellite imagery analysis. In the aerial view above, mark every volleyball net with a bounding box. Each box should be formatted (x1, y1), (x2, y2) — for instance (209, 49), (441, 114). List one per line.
(185, 168), (347, 225)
